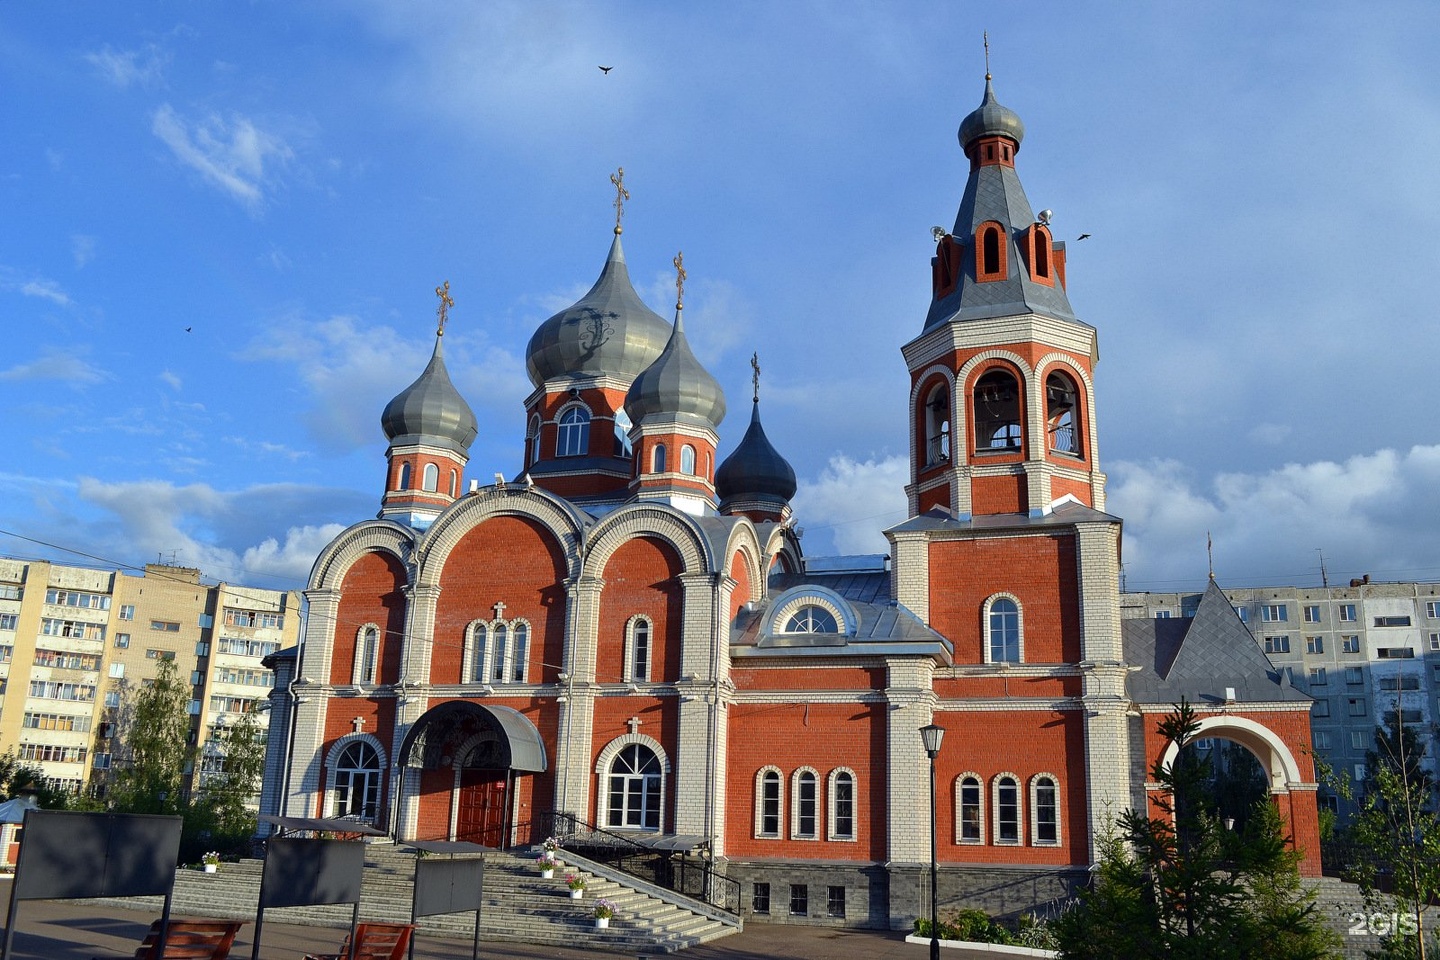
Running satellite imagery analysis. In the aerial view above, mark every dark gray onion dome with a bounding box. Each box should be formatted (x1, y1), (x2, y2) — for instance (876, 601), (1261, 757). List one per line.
(381, 335), (478, 455)
(525, 233), (672, 388)
(623, 310), (727, 428)
(958, 77), (1025, 152)
(716, 401), (796, 503)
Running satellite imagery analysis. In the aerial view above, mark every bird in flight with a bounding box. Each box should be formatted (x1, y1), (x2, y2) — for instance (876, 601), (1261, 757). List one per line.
(185, 326), (193, 333)
(598, 65), (613, 74)
(1076, 233), (1091, 241)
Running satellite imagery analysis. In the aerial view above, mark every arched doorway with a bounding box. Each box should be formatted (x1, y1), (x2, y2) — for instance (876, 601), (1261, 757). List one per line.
(396, 702), (547, 846)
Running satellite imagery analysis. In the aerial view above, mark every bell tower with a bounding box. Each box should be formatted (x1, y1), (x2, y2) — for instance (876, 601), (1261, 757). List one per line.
(901, 73), (1105, 521)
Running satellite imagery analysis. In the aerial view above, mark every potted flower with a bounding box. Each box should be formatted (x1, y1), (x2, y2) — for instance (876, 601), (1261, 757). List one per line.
(592, 898), (616, 929)
(201, 851), (221, 874)
(537, 852), (559, 879)
(565, 874), (587, 899)
(542, 836), (562, 865)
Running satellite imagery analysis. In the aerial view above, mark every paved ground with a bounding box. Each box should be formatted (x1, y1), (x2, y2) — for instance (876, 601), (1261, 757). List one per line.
(0, 899), (1012, 959)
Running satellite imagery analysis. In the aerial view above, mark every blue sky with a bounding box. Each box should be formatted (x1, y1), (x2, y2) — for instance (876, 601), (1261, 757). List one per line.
(3, 2), (1438, 595)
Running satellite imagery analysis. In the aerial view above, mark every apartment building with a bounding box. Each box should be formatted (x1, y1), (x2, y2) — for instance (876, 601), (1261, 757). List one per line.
(0, 557), (299, 799)
(1122, 581), (1440, 819)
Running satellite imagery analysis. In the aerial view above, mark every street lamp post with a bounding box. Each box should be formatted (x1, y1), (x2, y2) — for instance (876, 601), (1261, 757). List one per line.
(920, 724), (946, 960)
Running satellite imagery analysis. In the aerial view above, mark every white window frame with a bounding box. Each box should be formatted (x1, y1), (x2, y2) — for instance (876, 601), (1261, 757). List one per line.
(556, 404), (591, 458)
(993, 772), (1022, 845)
(791, 767), (820, 840)
(955, 772), (984, 844)
(463, 620), (489, 683)
(754, 766), (782, 839)
(680, 444), (696, 475)
(353, 623), (380, 685)
(1428, 600), (1440, 620)
(324, 733), (388, 822)
(1029, 773), (1061, 847)
(595, 735), (669, 833)
(422, 462), (439, 492)
(827, 768), (857, 841)
(1339, 604), (1357, 622)
(624, 615), (653, 683)
(983, 593), (1023, 664)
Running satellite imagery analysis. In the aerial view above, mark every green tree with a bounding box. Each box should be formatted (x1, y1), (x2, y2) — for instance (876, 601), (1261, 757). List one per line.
(192, 707), (266, 851)
(105, 657), (193, 815)
(0, 752), (70, 808)
(1051, 700), (1339, 960)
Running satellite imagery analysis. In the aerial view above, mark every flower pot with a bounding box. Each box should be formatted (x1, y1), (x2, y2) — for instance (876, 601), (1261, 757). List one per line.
(570, 888), (583, 899)
(594, 917), (610, 929)
(203, 864), (217, 874)
(540, 868), (555, 879)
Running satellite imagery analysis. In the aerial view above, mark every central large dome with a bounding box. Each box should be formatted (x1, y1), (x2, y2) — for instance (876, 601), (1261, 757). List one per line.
(525, 234), (671, 387)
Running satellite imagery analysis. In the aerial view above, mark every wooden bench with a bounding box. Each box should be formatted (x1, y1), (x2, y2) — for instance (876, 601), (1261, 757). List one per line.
(301, 922), (415, 960)
(114, 919), (244, 960)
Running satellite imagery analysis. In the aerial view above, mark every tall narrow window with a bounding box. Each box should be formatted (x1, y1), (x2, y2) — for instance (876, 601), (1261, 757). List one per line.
(511, 623), (527, 682)
(469, 624), (488, 683)
(924, 382), (951, 466)
(556, 407), (590, 458)
(651, 444), (667, 473)
(607, 744), (662, 831)
(1033, 775), (1059, 845)
(1033, 228), (1050, 279)
(977, 223), (1006, 280)
(1045, 371), (1079, 455)
(629, 619), (651, 682)
(526, 415), (541, 466)
(958, 775), (983, 843)
(397, 463), (411, 490)
(793, 769), (818, 839)
(974, 369), (1021, 451)
(988, 597), (1021, 663)
(680, 444), (696, 475)
(356, 627), (378, 684)
(491, 624), (508, 682)
(757, 768), (781, 838)
(613, 407), (634, 458)
(829, 770), (855, 840)
(996, 775), (1020, 844)
(422, 463), (439, 492)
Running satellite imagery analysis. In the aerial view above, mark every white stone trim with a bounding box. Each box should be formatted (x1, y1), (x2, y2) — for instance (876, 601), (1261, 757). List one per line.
(955, 771), (985, 844)
(1157, 714), (1305, 790)
(309, 522), (415, 591)
(1028, 772), (1061, 847)
(585, 504), (713, 575)
(956, 350), (1034, 460)
(767, 585), (857, 638)
(322, 732), (388, 821)
(594, 734), (670, 831)
(789, 766), (820, 840)
(417, 488), (584, 588)
(352, 622), (380, 685)
(992, 772), (1022, 845)
(982, 592), (1024, 664)
(826, 767), (858, 841)
(754, 765), (782, 838)
(623, 614), (653, 682)
(462, 619), (488, 683)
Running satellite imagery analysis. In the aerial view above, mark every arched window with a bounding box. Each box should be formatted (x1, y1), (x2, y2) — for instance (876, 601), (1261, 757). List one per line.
(924, 381), (951, 466)
(626, 617), (652, 682)
(977, 222), (1006, 281)
(510, 623), (528, 682)
(1031, 774), (1060, 846)
(994, 774), (1021, 844)
(973, 369), (1021, 451)
(829, 769), (856, 841)
(1030, 225), (1052, 281)
(755, 767), (782, 838)
(467, 623), (488, 683)
(526, 415), (541, 466)
(397, 462), (411, 490)
(651, 444), (666, 473)
(792, 768), (818, 839)
(785, 605), (838, 634)
(957, 774), (984, 843)
(449, 469), (458, 497)
(354, 625), (379, 684)
(556, 407), (590, 458)
(332, 740), (381, 820)
(491, 624), (508, 682)
(607, 744), (662, 831)
(680, 444), (696, 475)
(614, 407), (633, 458)
(422, 463), (439, 492)
(987, 597), (1022, 663)
(1046, 371), (1080, 456)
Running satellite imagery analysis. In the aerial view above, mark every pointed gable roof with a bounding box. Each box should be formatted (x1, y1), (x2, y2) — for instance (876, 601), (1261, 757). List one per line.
(1124, 580), (1310, 705)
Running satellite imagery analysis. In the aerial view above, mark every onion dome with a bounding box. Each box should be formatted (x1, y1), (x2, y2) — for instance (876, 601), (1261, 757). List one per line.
(623, 310), (727, 428)
(958, 77), (1025, 153)
(716, 401), (796, 503)
(525, 233), (671, 387)
(381, 334), (478, 455)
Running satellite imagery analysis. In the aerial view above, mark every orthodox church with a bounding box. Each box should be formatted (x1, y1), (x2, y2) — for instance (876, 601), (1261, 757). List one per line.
(262, 72), (1320, 928)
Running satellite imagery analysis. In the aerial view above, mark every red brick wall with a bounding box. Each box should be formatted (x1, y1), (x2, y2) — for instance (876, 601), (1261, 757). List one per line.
(726, 701), (888, 861)
(918, 484), (952, 514)
(971, 474), (1026, 515)
(731, 665), (885, 692)
(316, 700), (397, 819)
(590, 698), (678, 832)
(929, 534), (1081, 665)
(1048, 475), (1093, 508)
(331, 551), (409, 686)
(599, 537), (684, 684)
(432, 516), (568, 685)
(728, 550), (753, 624)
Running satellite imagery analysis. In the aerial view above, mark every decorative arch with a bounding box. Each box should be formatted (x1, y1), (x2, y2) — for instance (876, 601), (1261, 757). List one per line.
(975, 220), (1008, 281)
(1033, 354), (1098, 464)
(1028, 771), (1062, 846)
(593, 733), (672, 776)
(584, 504), (714, 576)
(1158, 715), (1305, 791)
(766, 585), (858, 640)
(416, 488), (585, 588)
(323, 732), (389, 822)
(594, 734), (671, 833)
(909, 365), (960, 470)
(721, 523), (765, 605)
(308, 521), (415, 591)
(827, 767), (858, 841)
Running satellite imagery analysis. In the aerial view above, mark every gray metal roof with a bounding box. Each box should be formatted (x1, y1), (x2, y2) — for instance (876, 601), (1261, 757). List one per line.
(380, 334), (479, 455)
(769, 570), (891, 604)
(958, 77), (1025, 152)
(886, 500), (1120, 535)
(1124, 580), (1311, 706)
(715, 400), (796, 506)
(623, 309), (726, 428)
(525, 233), (671, 387)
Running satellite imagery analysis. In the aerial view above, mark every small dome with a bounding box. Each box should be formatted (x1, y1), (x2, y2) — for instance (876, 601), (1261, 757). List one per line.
(381, 335), (478, 455)
(526, 234), (672, 387)
(958, 77), (1025, 153)
(716, 401), (796, 504)
(624, 310), (726, 428)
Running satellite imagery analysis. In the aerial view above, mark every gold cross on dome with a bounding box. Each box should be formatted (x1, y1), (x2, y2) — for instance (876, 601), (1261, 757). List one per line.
(751, 352), (761, 404)
(673, 251), (686, 311)
(610, 167), (629, 234)
(435, 280), (454, 336)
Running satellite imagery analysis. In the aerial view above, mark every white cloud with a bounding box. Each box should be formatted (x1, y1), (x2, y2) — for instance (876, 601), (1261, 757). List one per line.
(792, 454), (909, 556)
(159, 370), (182, 390)
(71, 234), (96, 268)
(0, 349), (107, 385)
(85, 44), (169, 88)
(151, 104), (293, 210)
(19, 279), (71, 306)
(242, 524), (347, 581)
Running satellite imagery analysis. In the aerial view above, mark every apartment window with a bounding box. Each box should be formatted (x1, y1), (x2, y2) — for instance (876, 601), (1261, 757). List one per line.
(1399, 709), (1423, 724)
(0, 584), (20, 600)
(792, 769), (818, 839)
(751, 883), (770, 914)
(1303, 605), (1321, 623)
(1306, 636), (1324, 655)
(1342, 636), (1361, 654)
(114, 633), (130, 649)
(1377, 647), (1415, 659)
(45, 589), (111, 610)
(92, 753), (111, 770)
(104, 691), (120, 709)
(108, 663), (125, 679)
(1233, 606), (1249, 623)
(119, 604), (135, 621)
(150, 620), (180, 633)
(1427, 601), (1439, 619)
(1264, 636), (1291, 655)
(789, 884), (808, 917)
(1314, 699), (1330, 717)
(1261, 604), (1288, 623)
(144, 649), (175, 661)
(1309, 667), (1327, 686)
(1351, 730), (1367, 750)
(1156, 610), (1171, 619)
(196, 640), (210, 657)
(1345, 666), (1363, 685)
(1339, 604), (1357, 622)
(829, 769), (856, 840)
(1379, 677), (1421, 692)
(1313, 730), (1332, 750)
(1375, 616), (1413, 628)
(1348, 698), (1366, 717)
(1431, 633), (1440, 652)
(0, 613), (16, 631)
(826, 886), (846, 919)
(755, 768), (781, 838)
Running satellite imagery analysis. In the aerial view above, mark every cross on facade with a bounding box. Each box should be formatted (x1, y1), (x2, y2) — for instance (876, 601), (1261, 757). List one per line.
(435, 280), (454, 336)
(352, 716), (365, 733)
(626, 716), (642, 735)
(610, 167), (629, 234)
(493, 601), (507, 620)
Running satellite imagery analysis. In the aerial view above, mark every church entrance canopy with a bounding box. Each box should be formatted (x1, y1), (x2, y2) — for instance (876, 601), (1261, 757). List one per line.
(398, 702), (547, 773)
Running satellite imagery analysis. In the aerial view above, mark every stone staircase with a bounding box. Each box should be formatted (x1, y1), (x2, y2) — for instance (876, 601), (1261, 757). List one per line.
(80, 843), (741, 955)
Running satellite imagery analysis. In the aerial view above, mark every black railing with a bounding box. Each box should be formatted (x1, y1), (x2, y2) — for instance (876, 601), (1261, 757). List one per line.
(536, 810), (741, 915)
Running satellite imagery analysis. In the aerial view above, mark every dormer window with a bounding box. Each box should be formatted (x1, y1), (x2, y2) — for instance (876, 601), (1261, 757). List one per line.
(976, 222), (1006, 282)
(785, 605), (838, 634)
(974, 369), (1021, 451)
